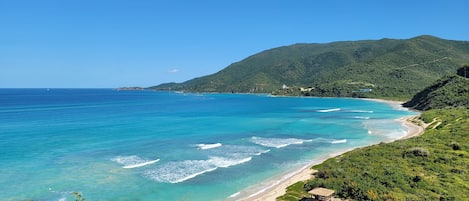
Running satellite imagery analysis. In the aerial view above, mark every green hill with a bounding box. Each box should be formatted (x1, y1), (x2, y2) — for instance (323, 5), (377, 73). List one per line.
(403, 68), (469, 110)
(151, 35), (469, 99)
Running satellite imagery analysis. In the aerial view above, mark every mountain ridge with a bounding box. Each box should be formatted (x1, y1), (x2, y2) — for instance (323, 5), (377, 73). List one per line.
(150, 35), (469, 99)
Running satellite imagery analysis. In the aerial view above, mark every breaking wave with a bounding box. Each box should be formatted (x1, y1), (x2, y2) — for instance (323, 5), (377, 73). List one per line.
(331, 139), (347, 144)
(228, 192), (240, 198)
(145, 145), (269, 183)
(111, 155), (160, 169)
(144, 160), (218, 183)
(144, 156), (251, 183)
(353, 116), (370, 119)
(250, 136), (312, 148)
(317, 108), (341, 112)
(349, 110), (374, 113)
(196, 143), (222, 150)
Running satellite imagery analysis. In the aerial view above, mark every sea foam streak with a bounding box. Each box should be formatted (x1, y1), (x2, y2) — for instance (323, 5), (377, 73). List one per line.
(353, 116), (370, 119)
(205, 145), (269, 158)
(123, 159), (160, 169)
(250, 136), (312, 148)
(196, 143), (222, 150)
(349, 109), (374, 113)
(331, 139), (347, 144)
(111, 155), (159, 169)
(317, 108), (341, 112)
(208, 156), (252, 168)
(228, 192), (240, 198)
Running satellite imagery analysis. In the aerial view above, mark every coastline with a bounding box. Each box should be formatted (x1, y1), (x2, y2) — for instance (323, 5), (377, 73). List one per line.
(235, 150), (352, 201)
(234, 99), (424, 201)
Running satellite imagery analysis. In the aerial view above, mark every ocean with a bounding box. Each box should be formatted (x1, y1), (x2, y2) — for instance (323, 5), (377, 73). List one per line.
(0, 89), (415, 201)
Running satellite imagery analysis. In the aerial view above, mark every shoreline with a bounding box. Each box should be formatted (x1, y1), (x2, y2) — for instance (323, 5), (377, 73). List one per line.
(234, 99), (424, 201)
(233, 149), (353, 201)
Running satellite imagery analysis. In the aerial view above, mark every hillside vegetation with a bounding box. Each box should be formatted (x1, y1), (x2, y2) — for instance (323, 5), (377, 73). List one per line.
(151, 35), (469, 100)
(278, 69), (469, 200)
(278, 109), (468, 201)
(403, 67), (469, 110)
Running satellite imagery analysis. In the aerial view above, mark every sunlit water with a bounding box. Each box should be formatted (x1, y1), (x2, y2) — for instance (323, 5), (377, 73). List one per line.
(0, 89), (415, 201)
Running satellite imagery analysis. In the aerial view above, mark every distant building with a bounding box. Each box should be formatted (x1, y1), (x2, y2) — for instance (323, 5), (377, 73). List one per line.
(359, 88), (372, 93)
(300, 87), (314, 92)
(308, 187), (335, 201)
(282, 84), (288, 89)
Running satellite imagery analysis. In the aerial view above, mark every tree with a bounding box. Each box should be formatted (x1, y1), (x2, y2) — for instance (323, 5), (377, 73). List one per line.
(457, 64), (469, 78)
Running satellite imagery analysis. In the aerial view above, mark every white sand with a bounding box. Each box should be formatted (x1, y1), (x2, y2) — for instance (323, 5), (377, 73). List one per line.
(238, 151), (350, 201)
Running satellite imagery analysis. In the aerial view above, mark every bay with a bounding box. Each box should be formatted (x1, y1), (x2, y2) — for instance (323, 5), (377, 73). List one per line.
(0, 89), (415, 201)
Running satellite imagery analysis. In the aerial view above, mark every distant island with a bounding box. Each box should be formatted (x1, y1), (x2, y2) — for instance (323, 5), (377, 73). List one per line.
(115, 87), (145, 91)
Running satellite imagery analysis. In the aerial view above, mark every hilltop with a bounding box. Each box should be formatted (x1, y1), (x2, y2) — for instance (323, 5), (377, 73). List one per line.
(403, 65), (469, 110)
(151, 35), (469, 100)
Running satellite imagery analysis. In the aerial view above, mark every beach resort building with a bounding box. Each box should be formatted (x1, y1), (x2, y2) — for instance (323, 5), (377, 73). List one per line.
(308, 187), (335, 201)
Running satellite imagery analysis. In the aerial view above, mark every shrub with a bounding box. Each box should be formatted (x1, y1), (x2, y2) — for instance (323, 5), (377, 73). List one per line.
(405, 147), (430, 157)
(450, 142), (461, 150)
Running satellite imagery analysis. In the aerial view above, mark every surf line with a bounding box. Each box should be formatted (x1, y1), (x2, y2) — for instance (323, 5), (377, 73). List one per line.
(196, 143), (222, 150)
(123, 159), (160, 169)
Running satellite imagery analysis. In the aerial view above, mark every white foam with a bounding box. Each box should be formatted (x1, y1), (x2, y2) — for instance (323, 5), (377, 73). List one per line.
(145, 144), (271, 183)
(228, 192), (240, 198)
(363, 119), (408, 140)
(209, 156), (252, 168)
(111, 155), (159, 169)
(171, 167), (218, 183)
(206, 145), (270, 158)
(350, 110), (374, 113)
(250, 136), (312, 148)
(123, 159), (160, 169)
(145, 155), (256, 183)
(145, 160), (218, 183)
(317, 108), (341, 112)
(255, 149), (270, 155)
(331, 139), (347, 144)
(353, 116), (370, 119)
(196, 143), (222, 150)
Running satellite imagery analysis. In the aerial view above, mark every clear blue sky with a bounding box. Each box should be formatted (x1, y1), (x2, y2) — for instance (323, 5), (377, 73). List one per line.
(1, 0), (468, 88)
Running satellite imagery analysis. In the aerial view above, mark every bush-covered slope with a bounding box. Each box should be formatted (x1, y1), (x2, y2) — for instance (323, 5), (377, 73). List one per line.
(151, 35), (469, 99)
(278, 109), (469, 201)
(403, 73), (469, 110)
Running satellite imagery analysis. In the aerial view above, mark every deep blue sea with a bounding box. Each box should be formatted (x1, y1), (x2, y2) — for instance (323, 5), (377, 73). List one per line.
(0, 89), (415, 201)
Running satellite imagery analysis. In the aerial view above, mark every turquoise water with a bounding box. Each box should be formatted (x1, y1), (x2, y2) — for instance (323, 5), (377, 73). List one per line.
(0, 89), (415, 201)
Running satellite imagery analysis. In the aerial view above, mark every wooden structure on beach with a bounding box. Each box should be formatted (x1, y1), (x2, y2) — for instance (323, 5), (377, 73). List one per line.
(308, 187), (335, 201)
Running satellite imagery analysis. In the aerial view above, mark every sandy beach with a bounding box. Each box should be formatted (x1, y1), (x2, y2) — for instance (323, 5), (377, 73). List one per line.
(238, 151), (351, 201)
(236, 99), (424, 201)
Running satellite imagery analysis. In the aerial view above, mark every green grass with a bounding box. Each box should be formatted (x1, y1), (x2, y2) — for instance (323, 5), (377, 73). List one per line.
(278, 181), (311, 201)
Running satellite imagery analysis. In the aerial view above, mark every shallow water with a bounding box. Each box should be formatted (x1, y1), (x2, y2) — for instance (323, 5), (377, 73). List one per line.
(0, 89), (415, 201)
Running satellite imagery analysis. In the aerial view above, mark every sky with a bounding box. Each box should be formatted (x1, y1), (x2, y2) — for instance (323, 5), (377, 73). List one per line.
(1, 0), (468, 88)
